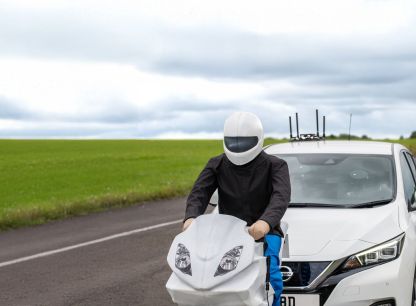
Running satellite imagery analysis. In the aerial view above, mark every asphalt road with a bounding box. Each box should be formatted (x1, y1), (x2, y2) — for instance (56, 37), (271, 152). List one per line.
(0, 197), (193, 306)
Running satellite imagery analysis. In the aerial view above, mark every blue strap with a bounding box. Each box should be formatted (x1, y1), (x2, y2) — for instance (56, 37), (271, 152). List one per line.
(264, 234), (283, 306)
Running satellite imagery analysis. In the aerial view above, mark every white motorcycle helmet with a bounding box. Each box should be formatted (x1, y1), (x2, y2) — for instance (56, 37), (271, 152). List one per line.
(223, 112), (264, 166)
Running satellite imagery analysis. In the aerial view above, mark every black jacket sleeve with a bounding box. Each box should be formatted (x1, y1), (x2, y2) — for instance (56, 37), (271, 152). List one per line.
(259, 158), (291, 230)
(184, 156), (219, 222)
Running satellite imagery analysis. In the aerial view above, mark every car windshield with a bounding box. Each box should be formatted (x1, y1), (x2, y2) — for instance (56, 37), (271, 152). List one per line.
(277, 154), (395, 208)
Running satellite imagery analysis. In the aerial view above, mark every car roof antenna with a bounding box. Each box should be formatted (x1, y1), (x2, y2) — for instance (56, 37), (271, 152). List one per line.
(296, 112), (300, 140)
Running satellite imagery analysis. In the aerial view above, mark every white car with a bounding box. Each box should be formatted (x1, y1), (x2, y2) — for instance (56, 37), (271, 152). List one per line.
(264, 140), (416, 306)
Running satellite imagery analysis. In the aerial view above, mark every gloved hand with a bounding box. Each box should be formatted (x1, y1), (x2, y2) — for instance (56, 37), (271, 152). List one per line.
(182, 218), (194, 231)
(248, 220), (270, 240)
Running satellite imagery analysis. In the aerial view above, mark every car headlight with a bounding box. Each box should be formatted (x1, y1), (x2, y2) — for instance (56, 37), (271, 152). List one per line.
(214, 246), (243, 277)
(342, 233), (405, 271)
(175, 243), (192, 275)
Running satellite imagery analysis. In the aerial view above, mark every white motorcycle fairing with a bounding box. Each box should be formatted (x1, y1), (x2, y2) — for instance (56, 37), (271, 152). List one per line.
(166, 214), (273, 306)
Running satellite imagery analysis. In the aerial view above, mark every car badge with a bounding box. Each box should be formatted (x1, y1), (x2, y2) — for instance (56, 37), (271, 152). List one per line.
(281, 266), (294, 282)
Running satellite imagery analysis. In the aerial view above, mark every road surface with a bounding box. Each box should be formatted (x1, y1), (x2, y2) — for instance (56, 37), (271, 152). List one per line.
(0, 197), (193, 306)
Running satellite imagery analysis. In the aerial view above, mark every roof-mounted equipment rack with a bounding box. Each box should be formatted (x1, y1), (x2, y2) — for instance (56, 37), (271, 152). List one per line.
(289, 109), (326, 142)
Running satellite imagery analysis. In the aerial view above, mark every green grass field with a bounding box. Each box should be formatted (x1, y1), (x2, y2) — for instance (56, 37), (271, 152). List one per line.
(0, 138), (414, 230)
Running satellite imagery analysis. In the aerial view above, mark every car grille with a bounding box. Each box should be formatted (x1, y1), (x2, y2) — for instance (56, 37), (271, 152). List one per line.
(281, 261), (331, 287)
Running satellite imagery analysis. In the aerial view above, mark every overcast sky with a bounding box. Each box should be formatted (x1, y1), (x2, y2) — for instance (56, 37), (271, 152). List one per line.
(0, 0), (415, 139)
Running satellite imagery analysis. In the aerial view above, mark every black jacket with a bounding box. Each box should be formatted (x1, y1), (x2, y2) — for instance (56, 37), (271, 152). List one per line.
(184, 151), (291, 236)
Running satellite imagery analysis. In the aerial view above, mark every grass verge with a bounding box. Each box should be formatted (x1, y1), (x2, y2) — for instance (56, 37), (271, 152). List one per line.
(0, 139), (225, 230)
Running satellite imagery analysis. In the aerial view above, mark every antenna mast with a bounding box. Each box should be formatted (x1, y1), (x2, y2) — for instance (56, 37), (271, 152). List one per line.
(348, 113), (352, 141)
(295, 113), (300, 139)
(288, 109), (327, 142)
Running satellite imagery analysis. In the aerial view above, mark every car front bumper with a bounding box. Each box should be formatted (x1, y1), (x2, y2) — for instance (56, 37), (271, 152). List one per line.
(323, 255), (413, 306)
(283, 240), (414, 306)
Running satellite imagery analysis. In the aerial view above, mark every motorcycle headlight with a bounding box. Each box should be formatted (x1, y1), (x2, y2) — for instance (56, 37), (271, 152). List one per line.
(342, 233), (405, 272)
(175, 243), (192, 275)
(214, 246), (243, 277)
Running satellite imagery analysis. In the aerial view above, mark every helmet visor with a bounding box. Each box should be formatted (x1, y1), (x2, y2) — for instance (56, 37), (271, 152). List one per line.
(224, 136), (258, 153)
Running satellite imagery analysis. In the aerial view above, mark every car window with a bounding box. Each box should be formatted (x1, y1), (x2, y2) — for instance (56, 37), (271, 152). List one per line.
(405, 152), (416, 180)
(277, 154), (395, 207)
(400, 152), (416, 209)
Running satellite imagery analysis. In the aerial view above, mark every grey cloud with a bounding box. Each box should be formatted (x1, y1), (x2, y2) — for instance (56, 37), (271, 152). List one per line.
(1, 5), (416, 139)
(1, 100), (414, 139)
(0, 96), (227, 136)
(155, 98), (237, 113)
(137, 109), (228, 135)
(0, 99), (170, 125)
(0, 96), (36, 120)
(1, 2), (416, 131)
(2, 10), (416, 136)
(139, 31), (416, 84)
(1, 6), (416, 82)
(0, 127), (108, 138)
(0, 8), (147, 62)
(63, 101), (146, 124)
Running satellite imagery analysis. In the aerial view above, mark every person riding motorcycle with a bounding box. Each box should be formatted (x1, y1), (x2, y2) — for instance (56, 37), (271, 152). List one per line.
(183, 111), (291, 306)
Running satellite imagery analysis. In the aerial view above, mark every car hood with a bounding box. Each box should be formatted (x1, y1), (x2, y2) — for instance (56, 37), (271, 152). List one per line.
(282, 202), (402, 261)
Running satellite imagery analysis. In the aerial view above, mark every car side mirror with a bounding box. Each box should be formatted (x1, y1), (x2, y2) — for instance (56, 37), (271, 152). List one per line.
(409, 188), (416, 211)
(209, 189), (218, 207)
(412, 189), (416, 206)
